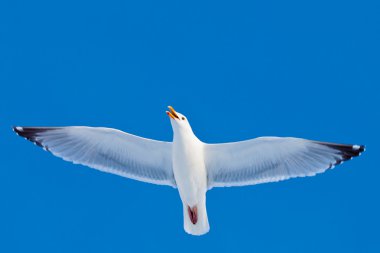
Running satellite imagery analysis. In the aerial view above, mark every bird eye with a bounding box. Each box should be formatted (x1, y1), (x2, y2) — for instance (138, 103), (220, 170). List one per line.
(182, 117), (185, 120)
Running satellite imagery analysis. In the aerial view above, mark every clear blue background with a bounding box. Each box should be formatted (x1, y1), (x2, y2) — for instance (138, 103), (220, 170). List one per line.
(1, 0), (379, 252)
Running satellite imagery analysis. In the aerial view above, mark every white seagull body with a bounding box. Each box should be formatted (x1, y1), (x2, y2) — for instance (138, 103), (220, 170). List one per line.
(13, 106), (365, 235)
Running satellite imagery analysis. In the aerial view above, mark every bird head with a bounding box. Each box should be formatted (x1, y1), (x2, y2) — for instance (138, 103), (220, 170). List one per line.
(166, 106), (192, 134)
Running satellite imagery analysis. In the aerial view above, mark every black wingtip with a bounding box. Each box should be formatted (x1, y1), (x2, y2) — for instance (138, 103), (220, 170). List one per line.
(13, 126), (44, 147)
(356, 145), (366, 154)
(13, 126), (23, 136)
(316, 141), (365, 166)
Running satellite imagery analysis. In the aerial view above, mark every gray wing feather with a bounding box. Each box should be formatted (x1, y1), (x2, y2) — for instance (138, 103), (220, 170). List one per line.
(14, 126), (176, 187)
(205, 137), (364, 188)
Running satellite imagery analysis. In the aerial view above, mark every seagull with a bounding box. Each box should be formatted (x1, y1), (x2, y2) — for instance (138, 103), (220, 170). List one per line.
(13, 106), (365, 235)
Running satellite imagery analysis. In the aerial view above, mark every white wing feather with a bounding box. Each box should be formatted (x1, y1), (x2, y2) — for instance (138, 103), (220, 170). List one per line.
(205, 137), (364, 188)
(14, 126), (176, 187)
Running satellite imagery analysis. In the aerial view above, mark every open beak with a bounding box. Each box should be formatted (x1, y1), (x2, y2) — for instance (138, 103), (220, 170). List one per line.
(166, 106), (179, 120)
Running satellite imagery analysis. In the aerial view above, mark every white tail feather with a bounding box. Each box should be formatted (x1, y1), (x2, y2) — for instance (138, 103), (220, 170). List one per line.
(183, 197), (210, 235)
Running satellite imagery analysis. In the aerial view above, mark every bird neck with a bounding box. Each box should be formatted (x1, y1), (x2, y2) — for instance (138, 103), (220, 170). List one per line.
(173, 128), (198, 143)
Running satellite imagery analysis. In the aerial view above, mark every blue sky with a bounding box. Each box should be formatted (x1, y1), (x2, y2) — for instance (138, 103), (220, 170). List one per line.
(1, 0), (379, 252)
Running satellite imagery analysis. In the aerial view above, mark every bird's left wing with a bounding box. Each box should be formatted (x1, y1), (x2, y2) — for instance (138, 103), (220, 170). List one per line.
(205, 137), (364, 188)
(14, 126), (176, 187)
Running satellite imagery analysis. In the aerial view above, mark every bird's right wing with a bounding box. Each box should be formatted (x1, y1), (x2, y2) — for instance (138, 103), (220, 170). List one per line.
(14, 126), (176, 187)
(205, 137), (364, 188)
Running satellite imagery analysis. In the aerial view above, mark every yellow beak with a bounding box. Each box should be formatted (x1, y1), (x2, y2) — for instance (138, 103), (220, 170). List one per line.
(166, 106), (179, 120)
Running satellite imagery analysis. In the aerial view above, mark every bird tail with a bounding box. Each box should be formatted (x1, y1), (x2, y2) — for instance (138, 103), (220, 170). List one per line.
(183, 196), (210, 236)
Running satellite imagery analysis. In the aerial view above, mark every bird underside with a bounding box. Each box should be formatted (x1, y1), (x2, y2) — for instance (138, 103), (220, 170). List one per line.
(187, 205), (198, 225)
(12, 124), (365, 236)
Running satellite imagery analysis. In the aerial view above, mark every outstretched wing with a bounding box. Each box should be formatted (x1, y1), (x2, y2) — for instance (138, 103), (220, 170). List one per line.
(14, 126), (176, 187)
(205, 137), (364, 188)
